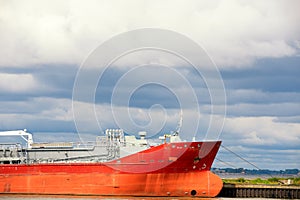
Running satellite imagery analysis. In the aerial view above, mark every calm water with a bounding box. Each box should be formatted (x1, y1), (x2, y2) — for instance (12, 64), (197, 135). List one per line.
(0, 196), (283, 200)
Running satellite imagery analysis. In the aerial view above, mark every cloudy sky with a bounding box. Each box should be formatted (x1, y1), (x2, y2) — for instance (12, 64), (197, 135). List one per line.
(0, 0), (299, 170)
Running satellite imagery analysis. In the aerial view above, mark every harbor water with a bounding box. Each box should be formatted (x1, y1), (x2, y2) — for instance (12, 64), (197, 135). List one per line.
(0, 196), (289, 200)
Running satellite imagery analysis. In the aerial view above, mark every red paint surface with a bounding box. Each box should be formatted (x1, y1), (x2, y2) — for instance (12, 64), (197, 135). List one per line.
(0, 141), (222, 197)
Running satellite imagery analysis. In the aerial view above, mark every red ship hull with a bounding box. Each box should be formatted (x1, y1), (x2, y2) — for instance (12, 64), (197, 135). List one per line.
(0, 141), (222, 197)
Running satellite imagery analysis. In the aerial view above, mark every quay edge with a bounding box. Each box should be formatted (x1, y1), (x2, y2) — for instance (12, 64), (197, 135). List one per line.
(218, 183), (300, 199)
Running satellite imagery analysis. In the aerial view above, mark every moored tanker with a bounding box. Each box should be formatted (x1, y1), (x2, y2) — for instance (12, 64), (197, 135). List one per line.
(0, 129), (222, 197)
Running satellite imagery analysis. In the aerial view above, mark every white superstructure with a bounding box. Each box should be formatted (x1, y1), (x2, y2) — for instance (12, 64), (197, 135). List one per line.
(0, 129), (33, 148)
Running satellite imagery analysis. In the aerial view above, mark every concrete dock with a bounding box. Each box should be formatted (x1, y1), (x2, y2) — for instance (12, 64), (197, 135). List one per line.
(218, 183), (300, 199)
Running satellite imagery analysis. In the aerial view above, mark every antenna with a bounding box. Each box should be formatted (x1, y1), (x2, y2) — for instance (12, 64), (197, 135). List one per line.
(174, 109), (183, 136)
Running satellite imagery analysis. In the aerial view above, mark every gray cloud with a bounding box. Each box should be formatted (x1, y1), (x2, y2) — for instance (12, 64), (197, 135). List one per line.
(0, 0), (299, 170)
(221, 57), (300, 93)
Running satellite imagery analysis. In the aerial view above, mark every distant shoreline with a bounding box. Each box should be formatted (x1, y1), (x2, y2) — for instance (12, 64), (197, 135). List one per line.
(212, 168), (300, 177)
(221, 176), (300, 186)
(218, 173), (300, 179)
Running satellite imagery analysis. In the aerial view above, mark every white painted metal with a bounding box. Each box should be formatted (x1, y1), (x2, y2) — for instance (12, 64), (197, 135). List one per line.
(0, 129), (33, 148)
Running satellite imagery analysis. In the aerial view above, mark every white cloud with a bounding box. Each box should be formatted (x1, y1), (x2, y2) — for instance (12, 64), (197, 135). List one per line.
(37, 98), (73, 121)
(0, 73), (42, 93)
(74, 101), (183, 137)
(73, 100), (224, 139)
(0, 0), (299, 68)
(223, 116), (300, 146)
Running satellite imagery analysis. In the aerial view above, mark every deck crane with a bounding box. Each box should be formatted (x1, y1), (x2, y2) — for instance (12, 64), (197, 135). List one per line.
(0, 129), (33, 149)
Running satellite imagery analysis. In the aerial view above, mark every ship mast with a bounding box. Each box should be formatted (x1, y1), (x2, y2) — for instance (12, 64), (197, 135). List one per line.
(174, 109), (183, 136)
